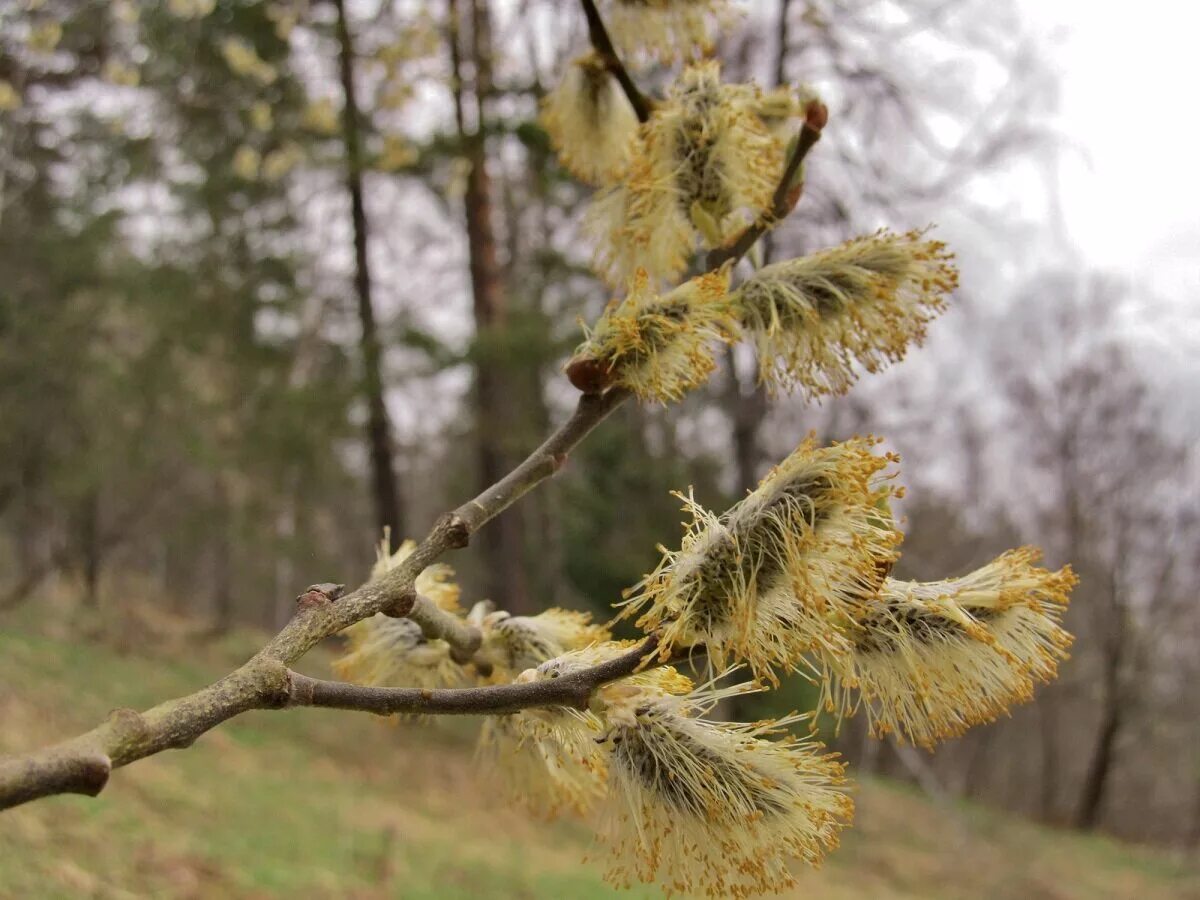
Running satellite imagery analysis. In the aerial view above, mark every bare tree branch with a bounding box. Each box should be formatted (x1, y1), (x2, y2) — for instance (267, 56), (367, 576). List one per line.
(289, 634), (662, 716)
(0, 635), (662, 811)
(401, 593), (483, 662)
(0, 657), (293, 810)
(579, 0), (653, 123)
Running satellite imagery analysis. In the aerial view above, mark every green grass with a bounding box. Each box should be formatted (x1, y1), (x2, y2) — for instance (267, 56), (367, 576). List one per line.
(1, 622), (1197, 899)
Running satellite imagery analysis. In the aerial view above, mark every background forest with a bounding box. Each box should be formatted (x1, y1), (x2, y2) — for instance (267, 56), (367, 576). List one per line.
(1, 0), (1198, 894)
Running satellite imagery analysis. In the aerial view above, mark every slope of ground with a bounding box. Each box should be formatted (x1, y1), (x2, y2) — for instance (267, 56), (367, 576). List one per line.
(1, 621), (1197, 899)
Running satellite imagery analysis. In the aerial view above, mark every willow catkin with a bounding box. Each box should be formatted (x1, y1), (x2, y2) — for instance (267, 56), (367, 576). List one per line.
(473, 612), (613, 816)
(333, 538), (468, 694)
(588, 62), (793, 286)
(595, 684), (852, 898)
(818, 548), (1076, 747)
(731, 229), (958, 396)
(601, 0), (736, 63)
(566, 268), (734, 401)
(622, 436), (903, 682)
(541, 51), (639, 185)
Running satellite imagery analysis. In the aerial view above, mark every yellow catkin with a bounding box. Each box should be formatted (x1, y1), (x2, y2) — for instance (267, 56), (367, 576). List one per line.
(819, 548), (1076, 747)
(476, 607), (611, 677)
(731, 228), (958, 396)
(601, 0), (738, 63)
(476, 713), (609, 819)
(569, 268), (735, 402)
(588, 62), (793, 286)
(621, 436), (903, 682)
(595, 683), (852, 898)
(473, 620), (614, 816)
(541, 52), (639, 185)
(481, 641), (695, 819)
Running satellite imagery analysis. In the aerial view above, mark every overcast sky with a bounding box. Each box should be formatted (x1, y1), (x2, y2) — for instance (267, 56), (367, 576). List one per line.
(1026, 0), (1200, 297)
(1019, 0), (1199, 434)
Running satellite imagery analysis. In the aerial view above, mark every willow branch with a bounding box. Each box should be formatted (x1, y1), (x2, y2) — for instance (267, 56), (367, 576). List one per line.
(289, 634), (662, 716)
(0, 636), (664, 811)
(401, 593), (482, 662)
(0, 657), (293, 811)
(0, 71), (823, 817)
(579, 0), (652, 123)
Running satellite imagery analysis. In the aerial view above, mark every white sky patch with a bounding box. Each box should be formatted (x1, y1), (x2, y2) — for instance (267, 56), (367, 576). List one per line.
(1025, 0), (1200, 295)
(1017, 0), (1200, 435)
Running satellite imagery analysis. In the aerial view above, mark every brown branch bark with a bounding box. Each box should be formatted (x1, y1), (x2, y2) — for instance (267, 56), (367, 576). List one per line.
(0, 657), (293, 810)
(0, 634), (661, 811)
(401, 593), (483, 663)
(288, 635), (661, 716)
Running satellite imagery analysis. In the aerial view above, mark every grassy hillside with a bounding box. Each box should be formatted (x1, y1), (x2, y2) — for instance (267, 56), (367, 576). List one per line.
(1, 621), (1197, 899)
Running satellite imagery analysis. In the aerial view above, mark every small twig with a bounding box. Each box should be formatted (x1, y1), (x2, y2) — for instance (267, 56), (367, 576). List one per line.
(289, 635), (662, 716)
(0, 637), (664, 811)
(401, 593), (483, 663)
(579, 0), (653, 123)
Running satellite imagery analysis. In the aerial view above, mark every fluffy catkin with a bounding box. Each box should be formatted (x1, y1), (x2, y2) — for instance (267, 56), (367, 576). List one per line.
(588, 62), (792, 286)
(566, 268), (734, 401)
(601, 0), (736, 63)
(473, 614), (613, 815)
(333, 538), (469, 694)
(819, 548), (1076, 747)
(621, 436), (903, 682)
(541, 51), (639, 185)
(477, 608), (611, 677)
(731, 228), (958, 396)
(595, 683), (852, 898)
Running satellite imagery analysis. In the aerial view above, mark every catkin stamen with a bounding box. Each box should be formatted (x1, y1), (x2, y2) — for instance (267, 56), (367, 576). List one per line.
(819, 548), (1076, 747)
(731, 228), (959, 396)
(622, 436), (903, 682)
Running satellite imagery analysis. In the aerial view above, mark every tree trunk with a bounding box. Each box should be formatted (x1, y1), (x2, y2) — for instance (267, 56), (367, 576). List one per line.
(727, 349), (769, 492)
(1074, 517), (1132, 830)
(333, 0), (405, 551)
(447, 0), (530, 613)
(1075, 566), (1128, 829)
(76, 487), (101, 607)
(722, 0), (794, 497)
(1039, 432), (1085, 823)
(1074, 695), (1121, 829)
(724, 0), (797, 496)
